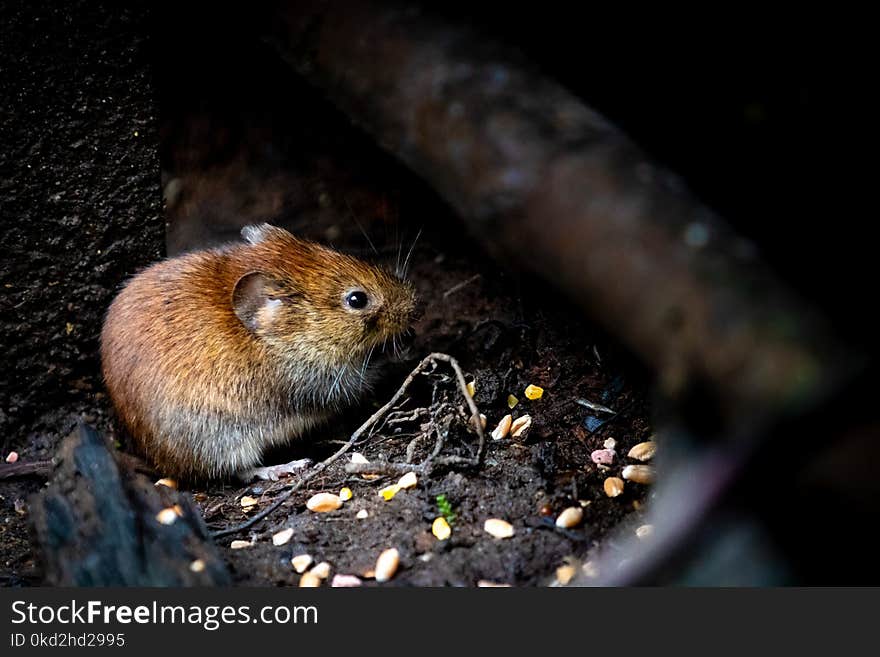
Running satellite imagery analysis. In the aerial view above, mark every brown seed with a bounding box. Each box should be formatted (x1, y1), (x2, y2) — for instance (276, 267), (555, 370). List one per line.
(510, 414), (532, 439)
(555, 506), (584, 529)
(491, 414), (513, 440)
(604, 476), (625, 498)
(306, 492), (343, 512)
(375, 548), (400, 582)
(622, 465), (655, 485)
(628, 441), (657, 461)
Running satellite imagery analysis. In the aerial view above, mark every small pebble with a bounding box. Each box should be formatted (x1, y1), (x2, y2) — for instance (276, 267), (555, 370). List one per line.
(507, 395), (519, 409)
(189, 559), (206, 573)
(5, 451), (19, 464)
(636, 524), (654, 540)
(331, 574), (363, 587)
(397, 471), (418, 489)
(310, 562), (331, 579)
(356, 509), (369, 519)
(230, 540), (252, 550)
(603, 438), (617, 450)
(590, 448), (616, 466)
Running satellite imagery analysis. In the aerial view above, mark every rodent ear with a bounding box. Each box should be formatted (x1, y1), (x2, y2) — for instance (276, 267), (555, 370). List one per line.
(241, 223), (287, 245)
(232, 272), (282, 333)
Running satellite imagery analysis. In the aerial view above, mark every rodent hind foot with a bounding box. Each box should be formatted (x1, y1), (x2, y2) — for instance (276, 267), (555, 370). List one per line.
(243, 458), (313, 482)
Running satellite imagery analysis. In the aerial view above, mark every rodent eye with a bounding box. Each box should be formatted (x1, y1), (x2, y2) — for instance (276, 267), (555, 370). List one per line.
(345, 290), (369, 310)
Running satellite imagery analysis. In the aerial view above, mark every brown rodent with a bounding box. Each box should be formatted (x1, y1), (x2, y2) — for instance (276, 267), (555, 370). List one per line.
(100, 223), (416, 481)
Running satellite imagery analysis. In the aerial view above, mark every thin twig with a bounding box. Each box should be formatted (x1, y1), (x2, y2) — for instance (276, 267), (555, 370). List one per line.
(211, 352), (483, 538)
(443, 273), (481, 298)
(0, 460), (54, 480)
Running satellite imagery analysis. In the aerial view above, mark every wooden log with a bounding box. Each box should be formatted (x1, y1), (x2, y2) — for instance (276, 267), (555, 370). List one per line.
(266, 0), (852, 424)
(29, 423), (230, 586)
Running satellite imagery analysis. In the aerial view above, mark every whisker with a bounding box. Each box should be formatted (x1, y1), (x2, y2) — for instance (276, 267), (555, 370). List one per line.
(343, 195), (378, 255)
(401, 227), (423, 280)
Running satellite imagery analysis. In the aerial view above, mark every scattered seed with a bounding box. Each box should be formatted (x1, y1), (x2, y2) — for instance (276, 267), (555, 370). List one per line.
(230, 540), (252, 550)
(484, 518), (515, 539)
(556, 564), (577, 585)
(491, 414), (513, 440)
(555, 506), (584, 529)
(604, 477), (625, 498)
(628, 441), (657, 461)
(539, 503), (554, 516)
(292, 554), (313, 573)
(603, 438), (617, 450)
(272, 528), (294, 546)
(524, 384), (544, 400)
(378, 484), (401, 501)
(339, 487), (353, 501)
(154, 477), (177, 489)
(636, 524), (654, 540)
(299, 572), (321, 588)
(511, 414), (532, 438)
(189, 559), (205, 573)
(240, 496), (258, 509)
(579, 499), (592, 508)
(466, 380), (476, 397)
(5, 451), (19, 464)
(172, 504), (183, 517)
(622, 464), (655, 485)
(477, 580), (511, 587)
(397, 471), (418, 489)
(14, 499), (27, 515)
(375, 548), (400, 582)
(306, 492), (343, 512)
(507, 394), (519, 409)
(310, 562), (331, 579)
(331, 574), (363, 587)
(432, 517), (452, 540)
(590, 448), (616, 465)
(356, 509), (369, 519)
(156, 507), (178, 525)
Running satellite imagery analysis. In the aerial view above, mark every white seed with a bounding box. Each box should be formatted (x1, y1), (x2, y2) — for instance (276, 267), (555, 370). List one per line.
(240, 496), (258, 509)
(603, 438), (617, 450)
(189, 559), (205, 573)
(155, 478), (177, 489)
(310, 562), (331, 579)
(628, 441), (657, 461)
(477, 580), (511, 587)
(604, 476), (625, 498)
(155, 507), (178, 525)
(230, 540), (252, 550)
(491, 414), (513, 440)
(484, 518), (515, 539)
(555, 506), (584, 529)
(356, 509), (369, 519)
(272, 528), (294, 546)
(375, 548), (400, 582)
(511, 414), (532, 438)
(556, 564), (577, 585)
(306, 492), (343, 512)
(339, 487), (353, 501)
(331, 574), (363, 587)
(299, 572), (321, 588)
(397, 471), (418, 489)
(622, 464), (655, 485)
(291, 554), (313, 573)
(636, 524), (654, 540)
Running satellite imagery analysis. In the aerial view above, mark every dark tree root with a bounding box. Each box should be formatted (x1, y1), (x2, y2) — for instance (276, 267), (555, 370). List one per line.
(211, 352), (484, 539)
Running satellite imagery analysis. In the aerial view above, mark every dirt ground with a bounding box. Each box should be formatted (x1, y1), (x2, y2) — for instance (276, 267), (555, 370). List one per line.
(1, 1), (655, 587)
